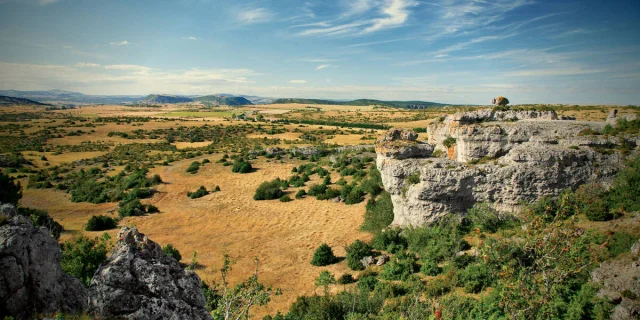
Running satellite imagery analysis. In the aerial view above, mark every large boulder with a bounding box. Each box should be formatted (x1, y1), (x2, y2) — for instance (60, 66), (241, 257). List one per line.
(0, 203), (87, 319)
(88, 227), (211, 320)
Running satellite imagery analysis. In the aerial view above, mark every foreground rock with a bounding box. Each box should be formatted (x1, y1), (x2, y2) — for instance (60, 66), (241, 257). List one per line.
(591, 239), (640, 320)
(88, 227), (211, 320)
(376, 110), (631, 226)
(0, 203), (87, 319)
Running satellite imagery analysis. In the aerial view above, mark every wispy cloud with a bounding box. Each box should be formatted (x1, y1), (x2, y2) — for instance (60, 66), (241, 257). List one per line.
(300, 58), (340, 63)
(316, 64), (332, 70)
(236, 7), (274, 24)
(74, 62), (101, 68)
(297, 21), (368, 37)
(109, 40), (130, 46)
(362, 0), (418, 33)
(187, 36), (198, 40)
(104, 64), (151, 73)
(288, 80), (307, 84)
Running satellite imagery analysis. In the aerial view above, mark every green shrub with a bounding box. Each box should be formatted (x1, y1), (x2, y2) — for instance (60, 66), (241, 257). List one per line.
(295, 189), (306, 199)
(357, 275), (379, 291)
(186, 161), (201, 174)
(465, 203), (501, 233)
(311, 243), (337, 266)
(337, 274), (355, 285)
(443, 137), (457, 148)
(346, 240), (372, 271)
(380, 256), (415, 281)
(254, 179), (285, 200)
(371, 228), (406, 251)
(0, 172), (22, 205)
(404, 218), (466, 262)
(118, 199), (158, 218)
(214, 185), (221, 192)
(607, 232), (638, 258)
(61, 233), (110, 286)
(162, 244), (182, 262)
(575, 184), (612, 221)
(458, 263), (493, 293)
(608, 156), (640, 213)
(420, 258), (441, 276)
(187, 186), (209, 199)
(307, 184), (327, 196)
(279, 195), (292, 202)
(360, 192), (394, 233)
(452, 254), (476, 269)
(232, 158), (252, 173)
(424, 277), (451, 297)
(85, 215), (117, 231)
(342, 184), (365, 205)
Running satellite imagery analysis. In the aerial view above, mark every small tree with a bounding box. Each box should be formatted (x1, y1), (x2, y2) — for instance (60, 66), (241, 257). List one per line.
(346, 240), (372, 271)
(213, 255), (281, 320)
(85, 215), (117, 231)
(314, 270), (336, 295)
(310, 243), (337, 266)
(0, 172), (22, 206)
(60, 233), (111, 286)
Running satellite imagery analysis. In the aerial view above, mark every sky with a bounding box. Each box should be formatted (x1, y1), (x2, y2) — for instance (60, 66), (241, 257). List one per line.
(0, 0), (639, 104)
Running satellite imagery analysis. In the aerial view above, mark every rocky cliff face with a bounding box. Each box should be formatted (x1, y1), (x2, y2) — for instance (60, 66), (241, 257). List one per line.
(0, 204), (87, 318)
(376, 110), (632, 226)
(88, 227), (211, 320)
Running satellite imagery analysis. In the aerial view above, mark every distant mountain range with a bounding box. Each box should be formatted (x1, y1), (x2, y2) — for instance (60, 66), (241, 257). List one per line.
(0, 89), (450, 108)
(272, 98), (448, 109)
(0, 95), (50, 106)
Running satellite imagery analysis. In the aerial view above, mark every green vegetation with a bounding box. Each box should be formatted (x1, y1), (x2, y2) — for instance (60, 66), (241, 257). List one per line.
(85, 215), (117, 231)
(232, 158), (253, 173)
(310, 243), (337, 266)
(254, 179), (285, 200)
(443, 136), (457, 148)
(18, 207), (64, 240)
(360, 191), (394, 232)
(0, 172), (22, 205)
(279, 195), (292, 202)
(61, 233), (111, 286)
(346, 240), (372, 271)
(187, 186), (209, 199)
(162, 244), (182, 262)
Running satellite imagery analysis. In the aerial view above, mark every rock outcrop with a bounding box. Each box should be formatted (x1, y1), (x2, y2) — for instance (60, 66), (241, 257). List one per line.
(376, 110), (631, 226)
(591, 239), (640, 320)
(0, 204), (87, 319)
(88, 227), (211, 320)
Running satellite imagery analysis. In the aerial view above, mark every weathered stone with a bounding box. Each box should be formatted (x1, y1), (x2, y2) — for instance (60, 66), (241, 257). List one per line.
(376, 110), (626, 226)
(88, 227), (211, 320)
(0, 203), (87, 319)
(360, 256), (375, 269)
(376, 255), (389, 266)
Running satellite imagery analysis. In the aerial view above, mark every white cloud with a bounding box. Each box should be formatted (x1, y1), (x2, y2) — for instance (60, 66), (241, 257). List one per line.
(434, 54), (448, 58)
(236, 7), (274, 24)
(104, 64), (151, 72)
(297, 21), (367, 37)
(288, 80), (307, 84)
(188, 36), (198, 40)
(343, 0), (375, 16)
(316, 64), (331, 70)
(74, 62), (101, 68)
(503, 68), (606, 77)
(362, 0), (418, 34)
(300, 58), (339, 63)
(109, 40), (130, 46)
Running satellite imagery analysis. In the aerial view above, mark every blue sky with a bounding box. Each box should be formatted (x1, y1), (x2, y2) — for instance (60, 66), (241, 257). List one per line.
(0, 0), (638, 104)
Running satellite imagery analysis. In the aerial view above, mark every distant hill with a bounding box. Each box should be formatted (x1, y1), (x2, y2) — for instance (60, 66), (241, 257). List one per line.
(194, 95), (252, 106)
(0, 89), (142, 104)
(140, 94), (193, 104)
(0, 95), (50, 106)
(272, 98), (448, 109)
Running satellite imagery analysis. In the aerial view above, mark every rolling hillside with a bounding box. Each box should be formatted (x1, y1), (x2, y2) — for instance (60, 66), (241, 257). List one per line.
(139, 94), (193, 104)
(193, 95), (253, 106)
(272, 98), (449, 109)
(0, 95), (50, 106)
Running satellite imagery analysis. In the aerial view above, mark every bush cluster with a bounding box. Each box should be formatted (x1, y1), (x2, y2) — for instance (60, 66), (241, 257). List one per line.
(85, 215), (117, 231)
(310, 243), (337, 266)
(254, 179), (285, 200)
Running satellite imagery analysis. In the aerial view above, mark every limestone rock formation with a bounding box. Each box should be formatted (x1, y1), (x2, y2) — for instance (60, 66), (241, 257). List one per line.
(376, 110), (632, 226)
(88, 227), (211, 320)
(0, 203), (87, 319)
(491, 96), (509, 106)
(591, 239), (640, 320)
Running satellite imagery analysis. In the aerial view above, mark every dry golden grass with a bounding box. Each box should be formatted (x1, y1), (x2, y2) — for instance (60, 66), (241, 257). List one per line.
(20, 155), (372, 317)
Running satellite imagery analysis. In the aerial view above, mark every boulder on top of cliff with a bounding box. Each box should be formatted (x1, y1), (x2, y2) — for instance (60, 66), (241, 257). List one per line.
(492, 96), (509, 106)
(88, 227), (211, 320)
(376, 129), (434, 160)
(0, 203), (87, 319)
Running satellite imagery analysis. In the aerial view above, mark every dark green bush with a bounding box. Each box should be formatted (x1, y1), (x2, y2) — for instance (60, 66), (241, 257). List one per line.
(420, 258), (441, 276)
(188, 186), (209, 199)
(279, 195), (292, 202)
(295, 189), (306, 199)
(337, 274), (355, 285)
(61, 233), (110, 286)
(186, 161), (201, 174)
(85, 215), (117, 231)
(380, 255), (415, 281)
(357, 275), (379, 291)
(118, 199), (158, 218)
(371, 228), (406, 251)
(254, 179), (285, 200)
(162, 244), (182, 262)
(310, 243), (337, 266)
(465, 203), (501, 233)
(607, 232), (638, 258)
(458, 263), (493, 293)
(307, 183), (327, 196)
(232, 158), (252, 173)
(424, 277), (451, 297)
(0, 172), (22, 205)
(346, 240), (372, 271)
(443, 137), (457, 148)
